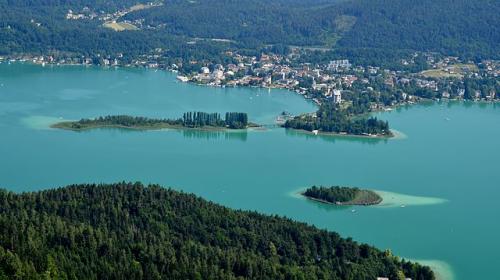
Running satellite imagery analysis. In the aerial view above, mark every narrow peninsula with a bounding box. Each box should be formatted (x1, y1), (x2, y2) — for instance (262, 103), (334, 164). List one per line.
(302, 186), (382, 206)
(51, 112), (254, 131)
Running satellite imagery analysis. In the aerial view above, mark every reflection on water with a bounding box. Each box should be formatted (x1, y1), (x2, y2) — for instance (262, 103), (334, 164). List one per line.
(47, 125), (249, 141)
(284, 128), (389, 145)
(305, 198), (355, 212)
(436, 99), (499, 110)
(180, 129), (248, 142)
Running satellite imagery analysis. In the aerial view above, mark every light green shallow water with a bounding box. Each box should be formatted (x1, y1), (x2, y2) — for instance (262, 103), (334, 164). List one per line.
(1, 63), (500, 279)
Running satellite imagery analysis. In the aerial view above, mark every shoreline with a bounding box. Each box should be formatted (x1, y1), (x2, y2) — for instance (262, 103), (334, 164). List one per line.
(50, 121), (257, 132)
(7, 60), (500, 103)
(5, 60), (499, 113)
(285, 127), (394, 139)
(409, 259), (454, 280)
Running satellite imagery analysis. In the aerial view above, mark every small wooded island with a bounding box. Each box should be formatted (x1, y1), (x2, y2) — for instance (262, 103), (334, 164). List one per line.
(283, 103), (393, 138)
(302, 186), (382, 206)
(51, 112), (254, 131)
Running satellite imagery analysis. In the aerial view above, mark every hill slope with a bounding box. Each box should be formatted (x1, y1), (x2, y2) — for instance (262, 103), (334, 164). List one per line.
(0, 182), (434, 279)
(334, 0), (500, 59)
(0, 0), (498, 61)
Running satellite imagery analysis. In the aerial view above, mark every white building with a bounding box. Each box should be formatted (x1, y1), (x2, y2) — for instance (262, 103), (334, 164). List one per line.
(264, 76), (272, 85)
(327, 60), (351, 71)
(200, 67), (210, 74)
(211, 70), (224, 80)
(333, 90), (342, 104)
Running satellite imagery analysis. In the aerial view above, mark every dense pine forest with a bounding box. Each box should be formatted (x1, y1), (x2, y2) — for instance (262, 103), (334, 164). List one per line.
(303, 186), (382, 205)
(0, 182), (434, 279)
(333, 0), (500, 60)
(304, 186), (360, 203)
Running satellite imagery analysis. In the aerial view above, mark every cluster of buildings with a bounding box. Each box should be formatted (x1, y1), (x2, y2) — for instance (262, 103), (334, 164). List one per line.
(66, 7), (98, 20)
(174, 50), (499, 107)
(177, 53), (362, 106)
(481, 60), (500, 77)
(65, 2), (163, 30)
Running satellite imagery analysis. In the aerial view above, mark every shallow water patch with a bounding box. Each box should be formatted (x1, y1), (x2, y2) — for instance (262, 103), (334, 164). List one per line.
(375, 190), (448, 208)
(21, 115), (66, 130)
(411, 259), (454, 280)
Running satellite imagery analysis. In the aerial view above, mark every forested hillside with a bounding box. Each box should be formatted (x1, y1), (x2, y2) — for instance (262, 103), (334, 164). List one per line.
(125, 0), (499, 59)
(0, 183), (434, 279)
(334, 0), (500, 60)
(124, 0), (340, 46)
(0, 0), (498, 63)
(0, 0), (154, 56)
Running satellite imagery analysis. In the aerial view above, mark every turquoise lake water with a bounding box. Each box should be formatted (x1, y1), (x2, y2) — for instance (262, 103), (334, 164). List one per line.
(1, 63), (500, 279)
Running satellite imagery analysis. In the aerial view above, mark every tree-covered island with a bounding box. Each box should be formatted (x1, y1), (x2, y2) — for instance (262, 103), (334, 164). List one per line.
(284, 102), (392, 137)
(303, 186), (383, 206)
(51, 112), (253, 131)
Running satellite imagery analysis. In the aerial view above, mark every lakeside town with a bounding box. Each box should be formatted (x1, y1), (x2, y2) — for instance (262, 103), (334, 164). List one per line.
(1, 48), (498, 117)
(175, 51), (499, 107)
(4, 0), (497, 119)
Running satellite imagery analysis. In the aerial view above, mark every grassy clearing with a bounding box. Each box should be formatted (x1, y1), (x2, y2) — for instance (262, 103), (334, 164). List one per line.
(129, 4), (148, 12)
(103, 22), (139, 31)
(421, 63), (479, 78)
(421, 69), (462, 78)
